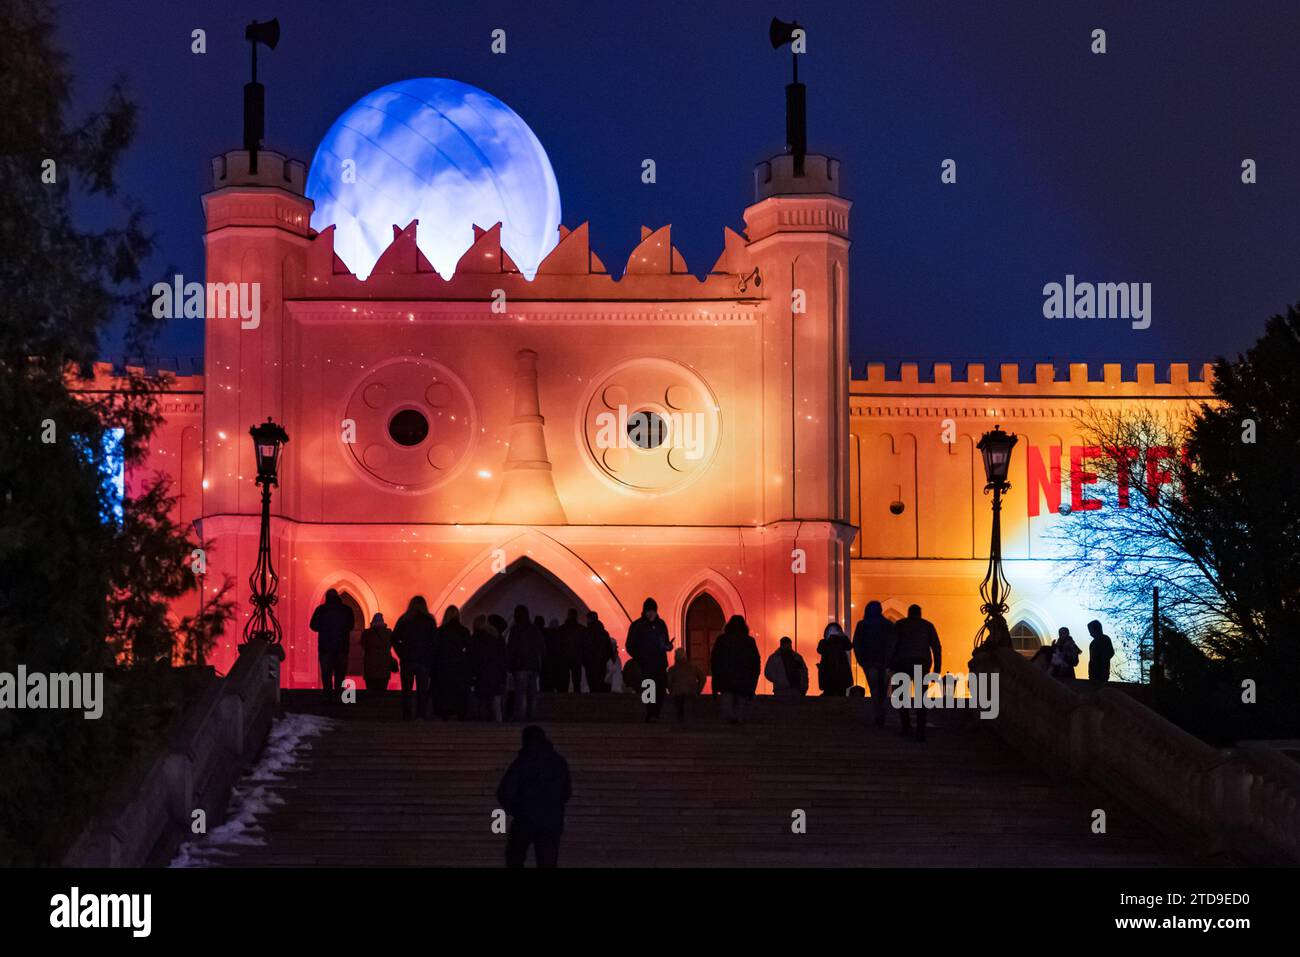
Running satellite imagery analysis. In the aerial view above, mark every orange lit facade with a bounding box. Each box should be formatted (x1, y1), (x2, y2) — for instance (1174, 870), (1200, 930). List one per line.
(113, 147), (1211, 688)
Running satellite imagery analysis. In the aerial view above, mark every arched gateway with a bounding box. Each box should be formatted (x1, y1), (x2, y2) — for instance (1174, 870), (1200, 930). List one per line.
(460, 558), (588, 626)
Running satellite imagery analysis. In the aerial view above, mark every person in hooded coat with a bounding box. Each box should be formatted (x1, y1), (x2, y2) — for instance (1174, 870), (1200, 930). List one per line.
(538, 615), (560, 692)
(816, 622), (854, 696)
(852, 601), (897, 727)
(1050, 626), (1081, 682)
(581, 611), (613, 693)
(310, 589), (355, 702)
(507, 605), (546, 721)
(710, 615), (761, 724)
(392, 596), (437, 720)
(470, 613), (509, 722)
(625, 597), (672, 722)
(667, 647), (706, 722)
(891, 604), (943, 741)
(553, 608), (587, 693)
(496, 725), (572, 868)
(764, 636), (809, 697)
(1087, 619), (1114, 684)
(433, 605), (472, 719)
(359, 612), (396, 698)
(488, 613), (513, 714)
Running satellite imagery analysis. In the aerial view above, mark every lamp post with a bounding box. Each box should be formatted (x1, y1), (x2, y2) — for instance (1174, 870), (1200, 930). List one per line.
(974, 425), (1018, 652)
(243, 417), (289, 646)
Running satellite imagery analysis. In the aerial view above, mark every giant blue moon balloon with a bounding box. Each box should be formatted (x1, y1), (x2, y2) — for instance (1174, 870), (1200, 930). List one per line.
(306, 78), (561, 281)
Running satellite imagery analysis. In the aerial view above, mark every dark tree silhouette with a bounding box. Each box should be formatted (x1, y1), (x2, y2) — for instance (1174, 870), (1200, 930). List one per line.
(1051, 305), (1300, 731)
(0, 0), (231, 864)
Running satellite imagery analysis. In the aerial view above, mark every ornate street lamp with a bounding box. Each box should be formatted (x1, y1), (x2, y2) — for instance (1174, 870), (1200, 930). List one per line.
(974, 425), (1018, 651)
(243, 417), (289, 645)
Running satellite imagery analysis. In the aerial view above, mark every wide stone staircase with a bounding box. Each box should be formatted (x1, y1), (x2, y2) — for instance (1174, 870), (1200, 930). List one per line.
(207, 689), (1193, 867)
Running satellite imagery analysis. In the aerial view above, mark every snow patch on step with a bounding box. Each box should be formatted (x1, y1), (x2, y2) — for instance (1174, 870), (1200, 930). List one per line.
(170, 713), (335, 867)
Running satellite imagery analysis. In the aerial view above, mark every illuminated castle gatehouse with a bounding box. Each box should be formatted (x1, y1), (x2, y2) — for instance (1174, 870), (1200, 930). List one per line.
(112, 78), (1208, 686)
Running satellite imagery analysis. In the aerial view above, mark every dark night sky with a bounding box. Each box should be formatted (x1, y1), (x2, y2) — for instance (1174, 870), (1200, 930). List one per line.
(62, 0), (1299, 372)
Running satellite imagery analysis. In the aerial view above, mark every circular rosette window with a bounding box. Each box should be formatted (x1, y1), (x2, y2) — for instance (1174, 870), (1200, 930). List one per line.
(581, 358), (721, 493)
(343, 358), (475, 490)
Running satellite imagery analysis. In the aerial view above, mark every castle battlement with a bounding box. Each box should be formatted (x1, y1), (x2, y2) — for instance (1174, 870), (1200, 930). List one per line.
(76, 360), (204, 392)
(853, 360), (1215, 395)
(283, 219), (760, 302)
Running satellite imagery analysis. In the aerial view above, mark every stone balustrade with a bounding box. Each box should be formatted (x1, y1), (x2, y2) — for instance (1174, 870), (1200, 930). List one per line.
(971, 646), (1300, 864)
(63, 640), (283, 867)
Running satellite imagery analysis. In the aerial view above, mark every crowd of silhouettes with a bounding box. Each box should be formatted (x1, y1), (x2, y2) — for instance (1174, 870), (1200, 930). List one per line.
(308, 590), (1116, 866)
(310, 592), (625, 721)
(309, 590), (1114, 737)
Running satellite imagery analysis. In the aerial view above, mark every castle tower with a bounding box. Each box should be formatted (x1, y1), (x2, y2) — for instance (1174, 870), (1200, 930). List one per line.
(200, 149), (313, 518)
(744, 143), (855, 641)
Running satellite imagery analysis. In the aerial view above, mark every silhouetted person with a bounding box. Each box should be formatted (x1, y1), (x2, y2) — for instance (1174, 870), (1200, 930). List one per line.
(489, 614), (513, 714)
(359, 612), (396, 698)
(310, 589), (354, 702)
(497, 725), (572, 868)
(891, 604), (942, 742)
(711, 615), (761, 724)
(852, 601), (897, 727)
(392, 596), (437, 720)
(626, 597), (672, 722)
(621, 654), (642, 698)
(539, 615), (561, 692)
(1051, 626), (1080, 682)
(555, 608), (586, 692)
(816, 622), (854, 696)
(470, 613), (508, 722)
(582, 611), (613, 693)
(764, 636), (809, 696)
(508, 605), (546, 720)
(667, 647), (706, 722)
(607, 639), (626, 693)
(1087, 619), (1114, 684)
(434, 605), (472, 719)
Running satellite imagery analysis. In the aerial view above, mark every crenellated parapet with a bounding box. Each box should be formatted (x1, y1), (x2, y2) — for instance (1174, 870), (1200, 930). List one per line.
(854, 361), (1216, 395)
(69, 361), (205, 416)
(285, 218), (762, 302)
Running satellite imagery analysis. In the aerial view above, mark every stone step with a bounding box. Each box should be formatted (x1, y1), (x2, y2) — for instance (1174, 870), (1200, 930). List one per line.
(189, 693), (1193, 867)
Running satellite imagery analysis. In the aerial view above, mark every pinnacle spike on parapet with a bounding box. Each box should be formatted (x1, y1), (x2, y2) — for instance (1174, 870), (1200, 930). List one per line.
(710, 226), (750, 274)
(372, 220), (436, 276)
(536, 222), (600, 275)
(625, 224), (688, 275)
(304, 224), (353, 278)
(457, 222), (520, 274)
(490, 349), (567, 525)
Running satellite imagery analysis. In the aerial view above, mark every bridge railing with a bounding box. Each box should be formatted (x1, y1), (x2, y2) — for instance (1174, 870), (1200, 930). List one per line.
(971, 645), (1300, 865)
(63, 639), (282, 867)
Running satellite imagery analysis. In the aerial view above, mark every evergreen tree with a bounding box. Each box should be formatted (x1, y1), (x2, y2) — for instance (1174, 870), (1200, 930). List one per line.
(0, 0), (232, 863)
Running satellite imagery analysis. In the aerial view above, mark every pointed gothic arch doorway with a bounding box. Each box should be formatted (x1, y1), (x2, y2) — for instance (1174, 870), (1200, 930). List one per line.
(460, 557), (589, 628)
(339, 591), (366, 676)
(683, 592), (725, 676)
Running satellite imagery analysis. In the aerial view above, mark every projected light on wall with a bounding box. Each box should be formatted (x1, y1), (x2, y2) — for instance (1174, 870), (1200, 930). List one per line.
(306, 78), (562, 281)
(102, 427), (125, 522)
